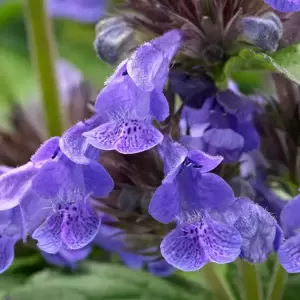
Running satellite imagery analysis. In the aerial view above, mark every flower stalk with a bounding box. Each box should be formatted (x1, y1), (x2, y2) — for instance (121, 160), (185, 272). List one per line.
(24, 0), (63, 137)
(266, 259), (288, 300)
(201, 263), (236, 300)
(237, 260), (263, 300)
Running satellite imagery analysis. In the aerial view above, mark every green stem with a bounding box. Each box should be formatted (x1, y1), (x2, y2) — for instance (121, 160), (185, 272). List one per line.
(266, 260), (288, 300)
(237, 260), (263, 300)
(202, 263), (236, 300)
(24, 0), (63, 137)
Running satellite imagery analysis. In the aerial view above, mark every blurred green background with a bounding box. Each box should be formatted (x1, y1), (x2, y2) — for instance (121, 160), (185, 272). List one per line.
(0, 0), (113, 127)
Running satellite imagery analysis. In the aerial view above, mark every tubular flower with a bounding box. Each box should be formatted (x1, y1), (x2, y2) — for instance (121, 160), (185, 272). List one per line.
(149, 136), (234, 224)
(61, 29), (183, 161)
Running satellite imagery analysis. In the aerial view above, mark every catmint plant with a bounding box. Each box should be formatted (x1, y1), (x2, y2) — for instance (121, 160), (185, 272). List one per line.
(4, 0), (300, 299)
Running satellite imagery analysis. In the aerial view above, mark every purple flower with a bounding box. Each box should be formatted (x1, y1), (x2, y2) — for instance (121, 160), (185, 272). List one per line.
(60, 116), (103, 164)
(173, 76), (260, 162)
(31, 137), (113, 200)
(0, 206), (23, 274)
(251, 179), (286, 220)
(160, 212), (241, 271)
(239, 151), (286, 219)
(31, 189), (100, 253)
(80, 30), (183, 155)
(26, 137), (113, 253)
(61, 30), (182, 161)
(0, 162), (38, 211)
(41, 246), (91, 269)
(149, 137), (234, 224)
(47, 0), (108, 23)
(264, 0), (300, 12)
(212, 197), (282, 263)
(278, 194), (300, 273)
(0, 137), (113, 257)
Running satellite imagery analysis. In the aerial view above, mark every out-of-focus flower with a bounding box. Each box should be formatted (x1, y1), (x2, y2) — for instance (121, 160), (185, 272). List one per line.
(264, 0), (300, 12)
(41, 246), (91, 269)
(48, 0), (108, 23)
(0, 59), (97, 167)
(94, 218), (174, 277)
(240, 151), (286, 220)
(172, 76), (260, 162)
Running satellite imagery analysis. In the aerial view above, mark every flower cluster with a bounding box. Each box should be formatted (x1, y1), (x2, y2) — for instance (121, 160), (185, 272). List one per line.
(2, 0), (300, 277)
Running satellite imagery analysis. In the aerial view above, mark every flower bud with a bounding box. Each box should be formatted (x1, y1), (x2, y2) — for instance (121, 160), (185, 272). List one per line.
(94, 17), (136, 64)
(241, 13), (283, 52)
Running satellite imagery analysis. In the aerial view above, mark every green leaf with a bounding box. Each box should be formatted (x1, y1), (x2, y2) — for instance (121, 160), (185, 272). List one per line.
(224, 45), (300, 86)
(0, 275), (23, 290)
(271, 44), (300, 85)
(7, 262), (211, 300)
(8, 287), (87, 300)
(223, 49), (274, 75)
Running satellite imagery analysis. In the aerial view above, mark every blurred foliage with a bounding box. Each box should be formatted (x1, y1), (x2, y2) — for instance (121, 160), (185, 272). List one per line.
(1, 262), (212, 300)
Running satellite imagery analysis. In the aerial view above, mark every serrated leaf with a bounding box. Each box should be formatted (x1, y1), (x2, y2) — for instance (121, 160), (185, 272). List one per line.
(224, 46), (300, 86)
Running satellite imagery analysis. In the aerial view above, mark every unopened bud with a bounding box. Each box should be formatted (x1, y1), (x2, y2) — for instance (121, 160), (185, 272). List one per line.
(241, 13), (283, 52)
(94, 17), (136, 64)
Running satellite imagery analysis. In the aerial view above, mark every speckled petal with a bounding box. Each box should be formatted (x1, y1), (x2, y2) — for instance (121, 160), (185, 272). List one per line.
(61, 202), (100, 250)
(32, 212), (63, 254)
(160, 225), (208, 271)
(84, 119), (163, 154)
